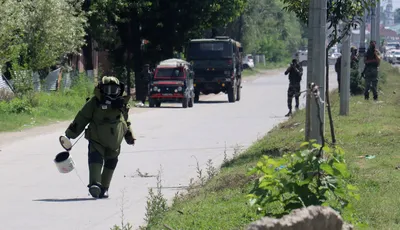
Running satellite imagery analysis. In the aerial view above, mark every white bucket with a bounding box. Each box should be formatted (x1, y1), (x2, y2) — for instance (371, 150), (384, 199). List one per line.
(54, 151), (75, 173)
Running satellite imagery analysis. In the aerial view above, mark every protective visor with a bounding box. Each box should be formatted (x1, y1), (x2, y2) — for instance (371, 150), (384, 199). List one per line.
(102, 84), (121, 96)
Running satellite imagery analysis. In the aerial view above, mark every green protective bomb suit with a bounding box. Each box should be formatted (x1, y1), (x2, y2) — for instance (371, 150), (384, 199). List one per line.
(65, 76), (135, 198)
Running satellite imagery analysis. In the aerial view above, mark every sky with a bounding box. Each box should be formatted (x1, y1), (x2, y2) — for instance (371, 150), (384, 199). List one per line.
(390, 0), (400, 10)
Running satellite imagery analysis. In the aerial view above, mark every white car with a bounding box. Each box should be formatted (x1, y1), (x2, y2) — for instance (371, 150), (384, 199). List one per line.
(389, 49), (400, 64)
(385, 49), (395, 62)
(242, 54), (255, 69)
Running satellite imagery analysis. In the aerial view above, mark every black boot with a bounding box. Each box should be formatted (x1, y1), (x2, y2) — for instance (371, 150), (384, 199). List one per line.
(285, 110), (292, 117)
(88, 183), (102, 198)
(99, 187), (109, 199)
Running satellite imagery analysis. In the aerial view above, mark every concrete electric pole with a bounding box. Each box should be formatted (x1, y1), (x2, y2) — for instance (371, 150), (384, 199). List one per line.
(376, 0), (381, 50)
(305, 0), (327, 143)
(371, 3), (377, 42)
(340, 28), (351, 115)
(359, 11), (367, 74)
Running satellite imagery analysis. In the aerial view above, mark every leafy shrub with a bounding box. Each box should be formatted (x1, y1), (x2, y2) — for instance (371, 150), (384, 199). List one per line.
(350, 69), (364, 95)
(247, 141), (360, 224)
(0, 97), (32, 114)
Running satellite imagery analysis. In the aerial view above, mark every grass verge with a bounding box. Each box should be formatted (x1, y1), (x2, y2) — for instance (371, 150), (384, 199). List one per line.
(146, 62), (400, 230)
(0, 74), (95, 132)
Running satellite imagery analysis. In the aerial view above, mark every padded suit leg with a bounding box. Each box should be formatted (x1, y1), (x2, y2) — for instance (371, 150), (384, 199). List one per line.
(101, 148), (120, 189)
(101, 158), (118, 188)
(88, 144), (104, 187)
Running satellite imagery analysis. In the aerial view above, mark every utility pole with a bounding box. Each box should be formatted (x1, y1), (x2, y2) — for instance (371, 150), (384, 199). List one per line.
(305, 0), (314, 141)
(359, 11), (366, 74)
(371, 3), (377, 42)
(376, 0), (381, 50)
(305, 0), (327, 144)
(340, 27), (351, 115)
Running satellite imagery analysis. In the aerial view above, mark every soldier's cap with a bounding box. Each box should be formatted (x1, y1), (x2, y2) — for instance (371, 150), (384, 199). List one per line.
(101, 76), (120, 85)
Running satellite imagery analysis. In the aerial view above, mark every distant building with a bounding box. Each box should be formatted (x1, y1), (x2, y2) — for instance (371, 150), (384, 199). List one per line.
(383, 0), (394, 26)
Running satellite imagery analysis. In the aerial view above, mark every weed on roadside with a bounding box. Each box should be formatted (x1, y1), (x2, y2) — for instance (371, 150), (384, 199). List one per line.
(141, 166), (168, 229)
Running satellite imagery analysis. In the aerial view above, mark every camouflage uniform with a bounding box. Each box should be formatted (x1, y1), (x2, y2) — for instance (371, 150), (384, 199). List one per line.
(363, 42), (380, 101)
(284, 60), (303, 116)
(350, 47), (359, 70)
(335, 56), (342, 92)
(65, 76), (135, 198)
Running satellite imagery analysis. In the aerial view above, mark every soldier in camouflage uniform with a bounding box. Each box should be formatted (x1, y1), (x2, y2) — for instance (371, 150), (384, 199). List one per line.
(363, 41), (381, 101)
(65, 76), (135, 199)
(284, 59), (303, 117)
(350, 46), (359, 70)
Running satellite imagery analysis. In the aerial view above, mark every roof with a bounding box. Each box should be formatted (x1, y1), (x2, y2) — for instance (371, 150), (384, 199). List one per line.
(189, 38), (241, 47)
(0, 74), (14, 93)
(157, 58), (191, 68)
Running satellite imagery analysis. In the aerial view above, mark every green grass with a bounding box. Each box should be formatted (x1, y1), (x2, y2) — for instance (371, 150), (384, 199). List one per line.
(0, 75), (94, 132)
(147, 62), (400, 230)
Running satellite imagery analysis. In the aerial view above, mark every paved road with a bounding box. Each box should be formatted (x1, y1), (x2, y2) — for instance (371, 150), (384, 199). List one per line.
(0, 67), (337, 230)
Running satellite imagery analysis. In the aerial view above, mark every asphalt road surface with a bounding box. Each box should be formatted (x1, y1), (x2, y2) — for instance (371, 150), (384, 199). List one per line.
(0, 67), (337, 230)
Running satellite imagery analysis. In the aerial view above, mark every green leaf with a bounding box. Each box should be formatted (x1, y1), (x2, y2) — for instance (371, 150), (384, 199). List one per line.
(320, 163), (334, 175)
(300, 142), (310, 148)
(333, 162), (350, 178)
(347, 184), (359, 191)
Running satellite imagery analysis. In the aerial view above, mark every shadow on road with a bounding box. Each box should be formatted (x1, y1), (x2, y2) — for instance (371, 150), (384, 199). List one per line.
(149, 185), (189, 190)
(195, 100), (228, 104)
(153, 106), (186, 109)
(33, 197), (96, 202)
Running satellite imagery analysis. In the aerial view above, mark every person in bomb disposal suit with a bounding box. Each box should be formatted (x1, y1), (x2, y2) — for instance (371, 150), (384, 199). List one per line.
(65, 76), (136, 199)
(284, 59), (303, 117)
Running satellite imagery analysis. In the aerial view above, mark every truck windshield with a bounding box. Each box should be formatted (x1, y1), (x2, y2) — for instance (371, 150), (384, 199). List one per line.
(188, 42), (233, 59)
(155, 68), (184, 79)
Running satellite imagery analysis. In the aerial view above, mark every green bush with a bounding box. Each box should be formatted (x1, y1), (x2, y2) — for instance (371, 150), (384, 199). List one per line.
(247, 141), (361, 225)
(350, 69), (364, 95)
(0, 72), (94, 116)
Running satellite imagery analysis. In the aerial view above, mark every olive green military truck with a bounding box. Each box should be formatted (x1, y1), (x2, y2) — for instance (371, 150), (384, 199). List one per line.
(186, 36), (243, 103)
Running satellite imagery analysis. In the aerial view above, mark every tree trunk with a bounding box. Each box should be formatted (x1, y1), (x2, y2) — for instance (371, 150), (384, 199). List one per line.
(325, 49), (336, 145)
(130, 13), (143, 101)
(82, 34), (94, 71)
(238, 14), (244, 42)
(211, 28), (218, 38)
(82, 0), (93, 71)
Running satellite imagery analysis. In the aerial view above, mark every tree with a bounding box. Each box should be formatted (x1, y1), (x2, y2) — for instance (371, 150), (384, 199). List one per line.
(22, 0), (87, 72)
(0, 1), (28, 68)
(281, 0), (375, 144)
(89, 0), (248, 98)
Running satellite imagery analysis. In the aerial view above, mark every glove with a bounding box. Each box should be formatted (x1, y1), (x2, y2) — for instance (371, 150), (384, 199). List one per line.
(124, 131), (135, 145)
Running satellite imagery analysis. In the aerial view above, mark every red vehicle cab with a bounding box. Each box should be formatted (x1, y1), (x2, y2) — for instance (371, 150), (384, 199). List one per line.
(149, 59), (195, 108)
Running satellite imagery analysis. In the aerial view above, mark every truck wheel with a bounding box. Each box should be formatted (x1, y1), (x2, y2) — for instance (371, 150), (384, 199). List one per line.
(188, 97), (194, 108)
(236, 85), (241, 101)
(156, 101), (161, 107)
(194, 91), (200, 103)
(182, 97), (188, 108)
(149, 98), (155, 108)
(228, 86), (236, 103)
